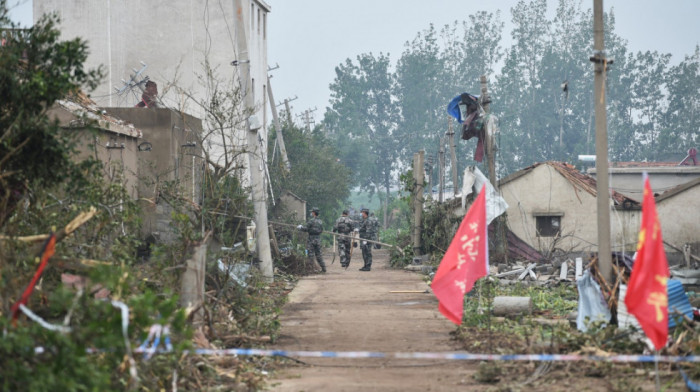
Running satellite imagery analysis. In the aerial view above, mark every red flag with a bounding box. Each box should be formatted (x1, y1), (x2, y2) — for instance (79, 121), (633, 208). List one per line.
(624, 177), (669, 350)
(432, 185), (488, 324)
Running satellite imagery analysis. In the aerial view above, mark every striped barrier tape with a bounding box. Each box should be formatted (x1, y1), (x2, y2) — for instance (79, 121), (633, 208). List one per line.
(30, 346), (700, 363)
(73, 347), (695, 363)
(186, 348), (700, 363)
(18, 305), (700, 365)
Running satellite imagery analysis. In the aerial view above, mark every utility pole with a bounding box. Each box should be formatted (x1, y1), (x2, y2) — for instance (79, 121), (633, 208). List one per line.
(480, 76), (496, 186)
(412, 150), (425, 256)
(282, 97), (297, 125)
(480, 75), (508, 263)
(426, 155), (434, 199)
(447, 116), (458, 195)
(266, 75), (290, 171)
(591, 0), (612, 285)
(298, 108), (317, 132)
(438, 137), (445, 203)
(234, 0), (273, 281)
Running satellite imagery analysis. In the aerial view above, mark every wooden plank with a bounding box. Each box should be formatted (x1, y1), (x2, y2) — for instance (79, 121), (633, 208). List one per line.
(528, 269), (537, 280)
(559, 260), (569, 281)
(575, 257), (583, 281)
(518, 263), (536, 280)
(496, 267), (526, 278)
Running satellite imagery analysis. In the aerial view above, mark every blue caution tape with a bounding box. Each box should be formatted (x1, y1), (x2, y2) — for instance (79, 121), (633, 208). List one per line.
(179, 348), (700, 363)
(35, 346), (700, 363)
(681, 369), (700, 392)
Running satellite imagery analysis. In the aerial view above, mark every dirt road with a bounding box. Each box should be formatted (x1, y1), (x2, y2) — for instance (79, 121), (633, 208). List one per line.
(268, 249), (487, 391)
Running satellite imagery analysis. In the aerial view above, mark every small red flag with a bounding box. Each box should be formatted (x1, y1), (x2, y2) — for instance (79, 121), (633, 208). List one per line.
(624, 177), (669, 350)
(432, 185), (488, 324)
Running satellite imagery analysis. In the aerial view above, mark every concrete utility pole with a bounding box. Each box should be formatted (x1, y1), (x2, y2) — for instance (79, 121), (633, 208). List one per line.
(448, 117), (458, 195)
(438, 137), (445, 203)
(299, 108), (317, 132)
(283, 98), (296, 125)
(267, 76), (290, 171)
(426, 156), (434, 199)
(591, 0), (612, 284)
(480, 75), (496, 186)
(480, 75), (508, 263)
(234, 0), (273, 281)
(412, 150), (425, 256)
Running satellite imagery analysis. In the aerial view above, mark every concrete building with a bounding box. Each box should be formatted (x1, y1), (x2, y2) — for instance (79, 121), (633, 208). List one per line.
(655, 177), (700, 259)
(274, 190), (307, 222)
(587, 152), (700, 200)
(33, 0), (271, 183)
(104, 108), (204, 243)
(499, 161), (641, 256)
(47, 95), (143, 200)
(500, 161), (699, 263)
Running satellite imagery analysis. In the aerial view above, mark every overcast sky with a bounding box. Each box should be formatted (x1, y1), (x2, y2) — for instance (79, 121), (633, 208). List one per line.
(8, 0), (699, 126)
(266, 0), (699, 125)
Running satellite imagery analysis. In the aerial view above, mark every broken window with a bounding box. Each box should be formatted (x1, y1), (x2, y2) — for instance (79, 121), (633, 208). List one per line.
(535, 215), (561, 237)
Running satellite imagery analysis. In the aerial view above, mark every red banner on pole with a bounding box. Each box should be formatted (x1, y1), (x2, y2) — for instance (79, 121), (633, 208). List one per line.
(624, 177), (669, 350)
(432, 185), (488, 324)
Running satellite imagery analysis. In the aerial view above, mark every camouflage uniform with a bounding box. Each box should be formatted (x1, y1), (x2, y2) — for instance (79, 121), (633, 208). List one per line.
(357, 212), (373, 271)
(333, 213), (354, 268)
(300, 215), (326, 272)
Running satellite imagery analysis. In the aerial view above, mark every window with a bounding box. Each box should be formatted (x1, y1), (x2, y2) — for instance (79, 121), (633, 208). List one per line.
(535, 214), (562, 237)
(257, 8), (261, 35)
(263, 13), (267, 40)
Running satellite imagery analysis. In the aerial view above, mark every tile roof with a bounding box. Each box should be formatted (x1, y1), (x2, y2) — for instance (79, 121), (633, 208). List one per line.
(55, 91), (143, 138)
(499, 161), (640, 206)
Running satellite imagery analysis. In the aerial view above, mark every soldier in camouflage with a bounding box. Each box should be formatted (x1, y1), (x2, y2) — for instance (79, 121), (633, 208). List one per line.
(332, 209), (354, 268)
(297, 207), (326, 273)
(356, 208), (373, 271)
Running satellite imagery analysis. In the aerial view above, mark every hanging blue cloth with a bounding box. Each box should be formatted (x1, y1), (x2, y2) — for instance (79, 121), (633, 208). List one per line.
(447, 93), (480, 123)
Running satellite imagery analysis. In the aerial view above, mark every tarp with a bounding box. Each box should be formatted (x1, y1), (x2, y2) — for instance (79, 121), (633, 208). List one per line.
(461, 166), (508, 225)
(447, 93), (480, 123)
(576, 270), (611, 332)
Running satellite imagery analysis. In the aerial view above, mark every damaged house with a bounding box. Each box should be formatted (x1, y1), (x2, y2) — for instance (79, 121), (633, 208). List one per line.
(498, 161), (641, 256)
(499, 161), (699, 263)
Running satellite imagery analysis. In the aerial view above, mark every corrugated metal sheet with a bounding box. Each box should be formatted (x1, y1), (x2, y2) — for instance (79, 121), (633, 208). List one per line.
(668, 279), (694, 328)
(617, 284), (641, 330)
(618, 280), (693, 330)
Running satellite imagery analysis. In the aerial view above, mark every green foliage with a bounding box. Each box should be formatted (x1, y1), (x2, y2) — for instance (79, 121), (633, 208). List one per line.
(420, 198), (464, 255)
(268, 122), (351, 221)
(0, 5), (194, 389)
(321, 0), (698, 182)
(324, 52), (400, 218)
(0, 5), (102, 225)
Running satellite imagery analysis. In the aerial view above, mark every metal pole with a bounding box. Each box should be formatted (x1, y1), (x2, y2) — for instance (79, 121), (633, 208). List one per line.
(592, 0), (612, 284)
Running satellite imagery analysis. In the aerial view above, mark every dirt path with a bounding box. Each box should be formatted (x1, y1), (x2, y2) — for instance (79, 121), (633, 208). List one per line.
(268, 249), (487, 391)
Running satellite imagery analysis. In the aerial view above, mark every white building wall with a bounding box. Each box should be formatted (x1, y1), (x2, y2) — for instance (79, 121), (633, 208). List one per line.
(34, 0), (270, 185)
(501, 164), (640, 254)
(656, 184), (700, 247)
